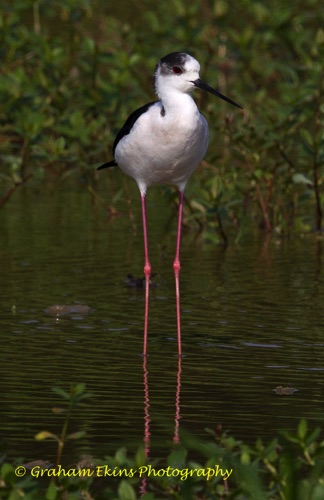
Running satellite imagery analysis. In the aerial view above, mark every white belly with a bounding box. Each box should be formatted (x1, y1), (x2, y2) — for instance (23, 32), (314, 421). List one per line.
(115, 102), (209, 193)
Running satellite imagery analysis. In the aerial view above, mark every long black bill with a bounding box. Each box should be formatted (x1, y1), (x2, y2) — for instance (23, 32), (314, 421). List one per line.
(193, 79), (243, 109)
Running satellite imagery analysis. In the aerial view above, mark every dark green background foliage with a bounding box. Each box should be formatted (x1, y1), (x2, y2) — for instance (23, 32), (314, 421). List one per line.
(0, 0), (323, 234)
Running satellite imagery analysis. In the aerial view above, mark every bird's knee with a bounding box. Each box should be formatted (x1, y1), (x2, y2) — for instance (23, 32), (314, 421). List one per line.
(144, 262), (151, 277)
(173, 259), (181, 274)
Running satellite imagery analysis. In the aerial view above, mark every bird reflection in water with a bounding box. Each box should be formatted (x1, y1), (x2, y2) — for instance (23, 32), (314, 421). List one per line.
(139, 356), (182, 496)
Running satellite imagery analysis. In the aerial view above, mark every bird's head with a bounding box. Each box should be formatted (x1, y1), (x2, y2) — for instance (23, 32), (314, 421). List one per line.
(155, 52), (242, 109)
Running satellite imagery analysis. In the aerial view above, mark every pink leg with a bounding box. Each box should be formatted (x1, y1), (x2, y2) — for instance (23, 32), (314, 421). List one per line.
(173, 191), (184, 357)
(141, 194), (151, 356)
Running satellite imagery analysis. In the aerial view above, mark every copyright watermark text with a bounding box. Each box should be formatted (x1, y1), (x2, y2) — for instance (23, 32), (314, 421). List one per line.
(15, 464), (233, 481)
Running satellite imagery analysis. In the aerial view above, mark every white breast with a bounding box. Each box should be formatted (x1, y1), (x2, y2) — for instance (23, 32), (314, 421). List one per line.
(115, 99), (209, 193)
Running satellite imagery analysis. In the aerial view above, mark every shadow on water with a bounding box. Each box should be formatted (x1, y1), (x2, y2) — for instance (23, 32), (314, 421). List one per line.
(0, 180), (324, 465)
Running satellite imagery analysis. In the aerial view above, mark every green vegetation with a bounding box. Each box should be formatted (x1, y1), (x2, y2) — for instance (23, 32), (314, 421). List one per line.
(2, 4), (323, 496)
(1, 383), (324, 499)
(1, 0), (323, 237)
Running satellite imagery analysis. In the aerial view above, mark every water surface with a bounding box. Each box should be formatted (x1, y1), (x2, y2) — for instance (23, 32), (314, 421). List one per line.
(1, 179), (323, 465)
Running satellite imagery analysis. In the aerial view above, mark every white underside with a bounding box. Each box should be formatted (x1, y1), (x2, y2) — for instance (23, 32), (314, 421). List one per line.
(115, 95), (209, 195)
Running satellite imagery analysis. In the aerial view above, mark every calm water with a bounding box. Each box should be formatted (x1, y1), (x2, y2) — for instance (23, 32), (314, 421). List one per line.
(1, 178), (324, 465)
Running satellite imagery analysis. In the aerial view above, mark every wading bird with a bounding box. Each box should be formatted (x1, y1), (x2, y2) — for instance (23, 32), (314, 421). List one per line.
(98, 52), (242, 357)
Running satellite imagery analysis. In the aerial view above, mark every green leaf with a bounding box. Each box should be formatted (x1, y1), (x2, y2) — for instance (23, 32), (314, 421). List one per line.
(292, 173), (313, 186)
(305, 427), (321, 446)
(241, 450), (251, 465)
(300, 128), (313, 146)
(67, 431), (86, 440)
(118, 479), (136, 500)
(35, 431), (59, 442)
(134, 446), (146, 467)
(167, 447), (187, 469)
(72, 383), (86, 396)
(45, 480), (58, 500)
(311, 484), (324, 500)
(1, 463), (14, 479)
(298, 418), (307, 440)
(71, 383), (92, 403)
(115, 447), (127, 464)
(52, 387), (70, 400)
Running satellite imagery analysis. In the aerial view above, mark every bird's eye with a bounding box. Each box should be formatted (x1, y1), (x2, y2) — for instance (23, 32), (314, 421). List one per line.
(172, 66), (183, 74)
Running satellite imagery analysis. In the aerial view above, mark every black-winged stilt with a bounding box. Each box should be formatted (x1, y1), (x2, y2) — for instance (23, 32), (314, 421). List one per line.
(98, 52), (242, 357)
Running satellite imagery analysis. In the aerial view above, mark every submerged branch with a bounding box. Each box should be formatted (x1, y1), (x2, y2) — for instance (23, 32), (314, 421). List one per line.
(0, 174), (33, 208)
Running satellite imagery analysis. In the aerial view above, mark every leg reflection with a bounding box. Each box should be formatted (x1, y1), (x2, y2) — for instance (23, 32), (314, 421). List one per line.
(140, 355), (151, 496)
(173, 355), (182, 444)
(140, 355), (182, 495)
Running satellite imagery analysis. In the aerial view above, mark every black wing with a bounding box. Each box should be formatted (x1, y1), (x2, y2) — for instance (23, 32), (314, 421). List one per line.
(97, 101), (158, 171)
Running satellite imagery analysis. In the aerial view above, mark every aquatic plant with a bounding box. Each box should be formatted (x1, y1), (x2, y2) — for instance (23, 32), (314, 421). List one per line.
(35, 383), (92, 470)
(1, 383), (324, 499)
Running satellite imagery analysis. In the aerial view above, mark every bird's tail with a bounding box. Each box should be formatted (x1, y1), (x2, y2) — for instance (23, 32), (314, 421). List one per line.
(97, 160), (117, 170)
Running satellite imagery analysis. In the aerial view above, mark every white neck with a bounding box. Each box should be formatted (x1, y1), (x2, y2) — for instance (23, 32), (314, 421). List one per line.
(157, 86), (198, 115)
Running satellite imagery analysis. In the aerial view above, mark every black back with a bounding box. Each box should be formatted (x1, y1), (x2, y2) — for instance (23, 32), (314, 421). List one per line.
(112, 100), (157, 155)
(97, 101), (158, 171)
